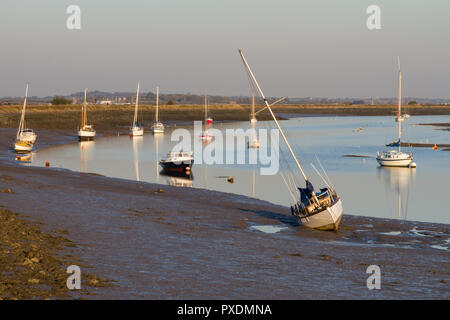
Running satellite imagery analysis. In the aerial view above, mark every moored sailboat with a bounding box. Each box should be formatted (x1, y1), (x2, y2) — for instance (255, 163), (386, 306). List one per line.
(14, 84), (36, 152)
(238, 49), (343, 231)
(248, 92), (260, 149)
(130, 81), (144, 137)
(152, 86), (165, 134)
(376, 58), (415, 168)
(200, 93), (213, 142)
(78, 88), (96, 141)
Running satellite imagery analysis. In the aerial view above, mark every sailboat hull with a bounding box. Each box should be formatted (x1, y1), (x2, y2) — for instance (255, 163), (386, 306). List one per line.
(376, 151), (413, 167)
(130, 127), (144, 136)
(298, 199), (343, 231)
(14, 141), (33, 152)
(376, 158), (413, 167)
(78, 129), (96, 141)
(152, 123), (165, 134)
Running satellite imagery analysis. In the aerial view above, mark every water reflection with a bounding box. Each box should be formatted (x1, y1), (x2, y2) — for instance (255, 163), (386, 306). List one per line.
(25, 115), (450, 224)
(154, 134), (163, 184)
(161, 171), (194, 188)
(80, 141), (95, 173)
(131, 136), (143, 181)
(377, 167), (415, 220)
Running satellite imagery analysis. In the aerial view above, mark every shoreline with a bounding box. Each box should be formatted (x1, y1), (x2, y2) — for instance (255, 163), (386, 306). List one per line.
(2, 104), (450, 134)
(0, 128), (449, 299)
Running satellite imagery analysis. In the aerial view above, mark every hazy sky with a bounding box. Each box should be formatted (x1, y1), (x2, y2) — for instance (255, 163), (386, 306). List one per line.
(1, 0), (449, 98)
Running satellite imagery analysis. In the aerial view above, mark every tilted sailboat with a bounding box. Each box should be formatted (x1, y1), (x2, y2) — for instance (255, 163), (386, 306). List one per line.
(376, 58), (415, 168)
(238, 49), (343, 231)
(78, 88), (96, 141)
(130, 81), (144, 137)
(14, 84), (37, 152)
(152, 86), (165, 134)
(200, 93), (213, 142)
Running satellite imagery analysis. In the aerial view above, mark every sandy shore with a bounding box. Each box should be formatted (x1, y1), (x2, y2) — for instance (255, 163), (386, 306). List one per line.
(0, 128), (448, 299)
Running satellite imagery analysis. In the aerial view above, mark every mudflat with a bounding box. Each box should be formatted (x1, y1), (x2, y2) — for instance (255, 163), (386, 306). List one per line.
(0, 128), (448, 299)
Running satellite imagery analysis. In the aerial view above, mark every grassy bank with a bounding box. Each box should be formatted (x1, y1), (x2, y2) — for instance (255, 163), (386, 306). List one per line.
(1, 104), (450, 133)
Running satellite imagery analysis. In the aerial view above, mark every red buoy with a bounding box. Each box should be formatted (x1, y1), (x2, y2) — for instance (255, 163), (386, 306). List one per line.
(45, 161), (50, 167)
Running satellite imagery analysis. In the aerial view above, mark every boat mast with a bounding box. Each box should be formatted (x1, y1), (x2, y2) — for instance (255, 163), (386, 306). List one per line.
(17, 84), (29, 140)
(133, 81), (140, 126)
(251, 91), (255, 120)
(155, 86), (159, 123)
(82, 88), (87, 128)
(238, 49), (309, 183)
(204, 91), (208, 123)
(397, 57), (402, 152)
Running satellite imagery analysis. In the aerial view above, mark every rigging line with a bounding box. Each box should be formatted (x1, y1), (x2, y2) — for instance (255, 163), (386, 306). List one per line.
(315, 154), (335, 190)
(262, 115), (299, 195)
(310, 163), (332, 190)
(280, 170), (298, 204)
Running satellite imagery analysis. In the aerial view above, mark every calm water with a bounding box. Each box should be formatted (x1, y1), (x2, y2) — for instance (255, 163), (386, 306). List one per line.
(24, 115), (450, 224)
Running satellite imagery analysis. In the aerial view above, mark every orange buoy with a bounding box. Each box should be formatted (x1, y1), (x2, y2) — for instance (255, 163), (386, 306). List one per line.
(433, 144), (438, 150)
(45, 161), (50, 167)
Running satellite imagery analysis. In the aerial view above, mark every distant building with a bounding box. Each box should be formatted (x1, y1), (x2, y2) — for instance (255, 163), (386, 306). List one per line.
(99, 100), (112, 105)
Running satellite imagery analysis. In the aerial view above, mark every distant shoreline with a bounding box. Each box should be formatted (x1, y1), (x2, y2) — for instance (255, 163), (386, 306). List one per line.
(1, 104), (450, 133)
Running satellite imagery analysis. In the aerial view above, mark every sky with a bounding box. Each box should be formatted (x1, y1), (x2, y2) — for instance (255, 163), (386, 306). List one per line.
(0, 0), (449, 98)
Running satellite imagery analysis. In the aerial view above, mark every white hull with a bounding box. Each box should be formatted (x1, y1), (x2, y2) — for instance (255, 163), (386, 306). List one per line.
(78, 129), (96, 139)
(130, 126), (144, 136)
(14, 142), (33, 152)
(376, 158), (413, 167)
(152, 123), (165, 134)
(299, 199), (343, 231)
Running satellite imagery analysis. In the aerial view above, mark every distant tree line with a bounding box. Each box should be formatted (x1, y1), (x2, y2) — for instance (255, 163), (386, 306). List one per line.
(51, 96), (72, 105)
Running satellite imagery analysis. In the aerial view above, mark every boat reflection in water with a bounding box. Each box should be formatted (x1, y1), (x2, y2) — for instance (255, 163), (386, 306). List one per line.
(80, 140), (95, 173)
(377, 167), (415, 220)
(132, 136), (143, 182)
(160, 171), (194, 188)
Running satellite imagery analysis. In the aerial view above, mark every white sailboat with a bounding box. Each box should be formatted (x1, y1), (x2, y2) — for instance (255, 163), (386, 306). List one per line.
(78, 88), (96, 141)
(248, 92), (260, 149)
(376, 58), (415, 168)
(238, 49), (343, 231)
(152, 86), (165, 134)
(14, 84), (36, 152)
(130, 81), (144, 137)
(200, 93), (213, 142)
